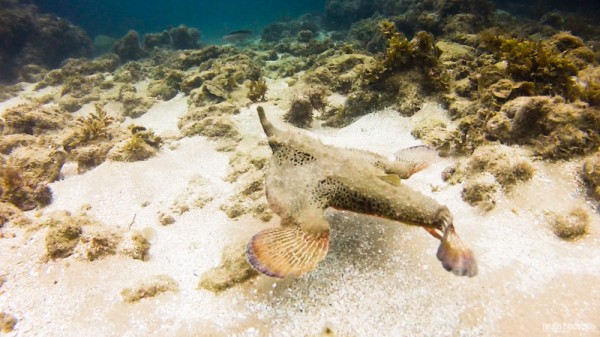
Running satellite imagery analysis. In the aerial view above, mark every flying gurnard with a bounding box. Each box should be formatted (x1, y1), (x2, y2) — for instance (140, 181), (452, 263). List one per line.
(246, 106), (478, 278)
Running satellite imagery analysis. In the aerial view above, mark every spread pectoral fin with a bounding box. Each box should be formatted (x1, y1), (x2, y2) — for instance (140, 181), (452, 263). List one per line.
(394, 145), (439, 175)
(436, 223), (478, 277)
(246, 226), (330, 278)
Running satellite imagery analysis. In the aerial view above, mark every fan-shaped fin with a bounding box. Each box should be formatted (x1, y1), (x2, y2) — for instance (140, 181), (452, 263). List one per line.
(394, 145), (439, 174)
(436, 223), (478, 277)
(246, 226), (330, 278)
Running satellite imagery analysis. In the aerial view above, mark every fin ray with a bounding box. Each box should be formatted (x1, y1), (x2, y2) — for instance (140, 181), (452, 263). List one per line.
(247, 227), (329, 278)
(436, 224), (478, 277)
(394, 145), (439, 174)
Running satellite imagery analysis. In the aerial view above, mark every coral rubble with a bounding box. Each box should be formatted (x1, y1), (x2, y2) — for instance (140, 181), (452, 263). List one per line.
(121, 275), (178, 303)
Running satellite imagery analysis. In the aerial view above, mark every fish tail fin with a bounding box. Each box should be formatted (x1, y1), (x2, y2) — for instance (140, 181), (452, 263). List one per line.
(246, 226), (330, 278)
(257, 106), (277, 137)
(394, 145), (439, 175)
(436, 223), (478, 277)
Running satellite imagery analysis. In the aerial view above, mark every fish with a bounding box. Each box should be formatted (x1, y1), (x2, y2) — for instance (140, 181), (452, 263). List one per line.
(222, 29), (253, 43)
(246, 106), (478, 278)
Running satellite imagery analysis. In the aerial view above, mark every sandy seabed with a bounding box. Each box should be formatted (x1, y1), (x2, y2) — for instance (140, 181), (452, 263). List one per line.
(1, 87), (599, 336)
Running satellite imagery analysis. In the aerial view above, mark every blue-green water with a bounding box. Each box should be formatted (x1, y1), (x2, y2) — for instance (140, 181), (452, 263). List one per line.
(33, 0), (325, 42)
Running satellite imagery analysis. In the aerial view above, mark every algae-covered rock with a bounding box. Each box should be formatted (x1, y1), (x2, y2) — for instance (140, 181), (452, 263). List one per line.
(221, 148), (272, 221)
(180, 115), (242, 142)
(45, 222), (82, 259)
(466, 145), (535, 188)
(411, 116), (450, 150)
(444, 145), (534, 193)
(0, 312), (17, 333)
(547, 208), (589, 240)
(488, 96), (600, 159)
(1, 164), (53, 211)
(582, 152), (600, 202)
(118, 84), (155, 118)
(198, 243), (258, 293)
(285, 96), (314, 128)
(70, 142), (116, 173)
(112, 30), (148, 62)
(1, 103), (67, 135)
(121, 275), (178, 303)
(108, 127), (161, 162)
(461, 175), (498, 211)
(81, 231), (121, 261)
(0, 202), (22, 227)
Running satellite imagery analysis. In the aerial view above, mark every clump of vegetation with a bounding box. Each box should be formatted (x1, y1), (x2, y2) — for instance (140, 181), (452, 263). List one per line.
(547, 208), (589, 240)
(285, 96), (314, 128)
(378, 20), (448, 90)
(121, 275), (178, 303)
(479, 30), (593, 100)
(108, 126), (162, 162)
(247, 78), (268, 102)
(64, 104), (114, 150)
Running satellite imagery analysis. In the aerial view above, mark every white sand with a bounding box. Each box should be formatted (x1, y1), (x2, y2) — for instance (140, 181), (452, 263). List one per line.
(1, 96), (599, 337)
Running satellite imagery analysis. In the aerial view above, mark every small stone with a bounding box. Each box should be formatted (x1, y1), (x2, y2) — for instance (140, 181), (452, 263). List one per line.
(158, 212), (176, 226)
(0, 312), (17, 333)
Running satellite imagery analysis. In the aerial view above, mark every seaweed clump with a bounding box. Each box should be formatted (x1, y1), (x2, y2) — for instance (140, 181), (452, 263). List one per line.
(64, 104), (114, 150)
(108, 126), (162, 162)
(246, 78), (268, 102)
(479, 30), (594, 100)
(378, 20), (449, 90)
(546, 208), (589, 240)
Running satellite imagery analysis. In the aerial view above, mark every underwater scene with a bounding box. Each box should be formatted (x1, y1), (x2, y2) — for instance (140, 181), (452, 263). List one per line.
(1, 0), (600, 335)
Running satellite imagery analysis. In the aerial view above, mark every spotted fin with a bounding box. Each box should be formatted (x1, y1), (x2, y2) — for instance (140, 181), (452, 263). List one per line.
(436, 223), (478, 277)
(394, 145), (439, 174)
(246, 227), (330, 278)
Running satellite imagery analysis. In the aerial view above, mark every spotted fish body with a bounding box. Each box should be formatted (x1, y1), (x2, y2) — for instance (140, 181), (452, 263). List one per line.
(247, 106), (477, 278)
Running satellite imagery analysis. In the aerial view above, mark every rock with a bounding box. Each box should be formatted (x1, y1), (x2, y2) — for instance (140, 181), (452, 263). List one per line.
(112, 30), (148, 62)
(198, 243), (258, 293)
(547, 208), (589, 240)
(0, 312), (17, 333)
(582, 151), (600, 202)
(45, 223), (82, 259)
(461, 175), (498, 211)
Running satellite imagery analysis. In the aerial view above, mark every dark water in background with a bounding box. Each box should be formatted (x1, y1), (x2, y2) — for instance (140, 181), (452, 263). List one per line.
(32, 0), (326, 43)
